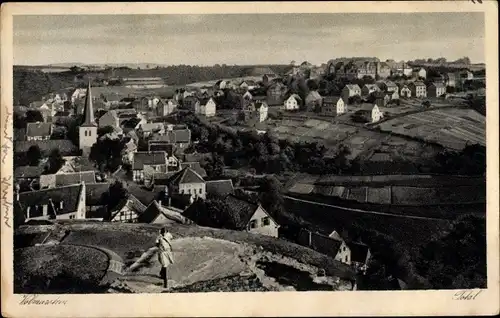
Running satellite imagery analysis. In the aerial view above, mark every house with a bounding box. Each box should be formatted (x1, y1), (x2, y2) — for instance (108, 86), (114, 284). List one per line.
(361, 84), (381, 98)
(399, 84), (412, 98)
(370, 104), (384, 123)
(373, 91), (391, 107)
(239, 80), (257, 91)
(305, 91), (323, 112)
(377, 80), (398, 94)
(283, 94), (302, 111)
(85, 182), (110, 217)
(152, 126), (191, 150)
(157, 99), (178, 117)
(460, 70), (474, 80)
(16, 183), (86, 221)
(412, 67), (427, 79)
(408, 81), (427, 98)
(132, 151), (168, 182)
(165, 167), (206, 201)
(184, 194), (280, 237)
(14, 166), (45, 191)
(121, 138), (138, 164)
(388, 90), (399, 101)
(428, 82), (446, 97)
(206, 179), (234, 198)
(98, 110), (122, 135)
(179, 162), (207, 178)
(297, 229), (351, 265)
(227, 195), (279, 237)
(349, 241), (371, 273)
(108, 194), (147, 223)
(182, 95), (200, 112)
(146, 142), (180, 172)
(376, 62), (391, 79)
(266, 82), (286, 106)
(137, 122), (165, 138)
(53, 111), (71, 123)
(255, 101), (268, 122)
(333, 59), (379, 80)
(26, 122), (52, 141)
(321, 96), (346, 116)
(138, 200), (191, 224)
(341, 84), (362, 104)
(242, 91), (253, 109)
(196, 97), (217, 117)
(445, 73), (457, 87)
(39, 171), (96, 189)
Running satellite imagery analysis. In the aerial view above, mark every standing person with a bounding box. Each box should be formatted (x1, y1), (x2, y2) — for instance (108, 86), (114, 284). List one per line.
(156, 228), (174, 289)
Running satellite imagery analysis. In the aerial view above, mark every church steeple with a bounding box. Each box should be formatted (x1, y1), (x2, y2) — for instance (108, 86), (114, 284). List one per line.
(81, 80), (96, 127)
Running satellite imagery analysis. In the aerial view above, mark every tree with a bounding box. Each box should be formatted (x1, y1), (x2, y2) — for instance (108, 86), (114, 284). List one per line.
(89, 136), (125, 172)
(97, 126), (115, 137)
(25, 110), (44, 123)
(27, 145), (42, 166)
(106, 180), (128, 213)
(14, 112), (27, 129)
(44, 149), (65, 174)
(422, 100), (431, 108)
(50, 126), (67, 140)
(415, 214), (486, 289)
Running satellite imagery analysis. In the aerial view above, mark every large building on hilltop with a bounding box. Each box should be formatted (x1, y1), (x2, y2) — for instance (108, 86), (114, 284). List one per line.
(79, 81), (98, 156)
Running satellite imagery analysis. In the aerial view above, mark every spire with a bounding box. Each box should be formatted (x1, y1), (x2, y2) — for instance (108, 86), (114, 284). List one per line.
(81, 80), (96, 127)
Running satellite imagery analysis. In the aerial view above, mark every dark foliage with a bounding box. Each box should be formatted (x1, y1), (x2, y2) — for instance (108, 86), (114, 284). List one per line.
(89, 135), (125, 172)
(44, 149), (65, 174)
(25, 110), (44, 123)
(433, 144), (486, 175)
(414, 214), (486, 289)
(27, 145), (42, 166)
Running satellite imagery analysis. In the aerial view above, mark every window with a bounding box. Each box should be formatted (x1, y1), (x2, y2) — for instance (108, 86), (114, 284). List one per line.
(88, 130), (91, 136)
(84, 130), (87, 137)
(249, 220), (258, 229)
(345, 255), (348, 263)
(69, 215), (75, 219)
(262, 217), (270, 226)
(188, 189), (191, 194)
(199, 188), (202, 194)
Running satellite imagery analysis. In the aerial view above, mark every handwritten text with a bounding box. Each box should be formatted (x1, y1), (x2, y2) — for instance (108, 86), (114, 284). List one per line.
(19, 295), (68, 305)
(1, 175), (12, 228)
(453, 289), (483, 300)
(1, 107), (13, 164)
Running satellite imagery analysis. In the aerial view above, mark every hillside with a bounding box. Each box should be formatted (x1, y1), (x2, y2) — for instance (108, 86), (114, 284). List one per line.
(14, 222), (356, 293)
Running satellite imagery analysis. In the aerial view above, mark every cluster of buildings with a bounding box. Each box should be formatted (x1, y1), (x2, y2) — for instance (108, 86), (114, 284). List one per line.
(14, 81), (284, 242)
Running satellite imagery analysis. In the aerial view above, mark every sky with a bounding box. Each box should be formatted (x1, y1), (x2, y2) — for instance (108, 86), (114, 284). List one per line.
(13, 13), (485, 66)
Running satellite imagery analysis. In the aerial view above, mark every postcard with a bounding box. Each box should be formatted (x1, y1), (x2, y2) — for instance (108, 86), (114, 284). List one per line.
(1, 1), (499, 317)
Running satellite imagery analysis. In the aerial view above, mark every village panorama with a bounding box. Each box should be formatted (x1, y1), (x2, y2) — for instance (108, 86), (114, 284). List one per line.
(12, 14), (486, 294)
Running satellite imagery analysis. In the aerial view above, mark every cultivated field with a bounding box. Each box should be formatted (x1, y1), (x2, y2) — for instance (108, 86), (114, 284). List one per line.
(375, 107), (485, 150)
(256, 117), (442, 168)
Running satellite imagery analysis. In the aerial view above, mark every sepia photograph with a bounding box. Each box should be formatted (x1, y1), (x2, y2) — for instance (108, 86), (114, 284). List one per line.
(1, 2), (499, 317)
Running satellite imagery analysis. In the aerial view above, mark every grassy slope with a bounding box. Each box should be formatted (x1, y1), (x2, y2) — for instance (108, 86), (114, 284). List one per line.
(14, 245), (109, 293)
(56, 222), (355, 281)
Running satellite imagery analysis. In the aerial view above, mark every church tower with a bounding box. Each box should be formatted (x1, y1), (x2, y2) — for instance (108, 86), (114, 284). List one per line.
(79, 81), (98, 156)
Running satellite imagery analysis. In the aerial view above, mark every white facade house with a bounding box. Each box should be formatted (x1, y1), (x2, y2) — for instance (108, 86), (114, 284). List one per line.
(196, 97), (217, 117)
(284, 94), (301, 111)
(371, 105), (384, 123)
